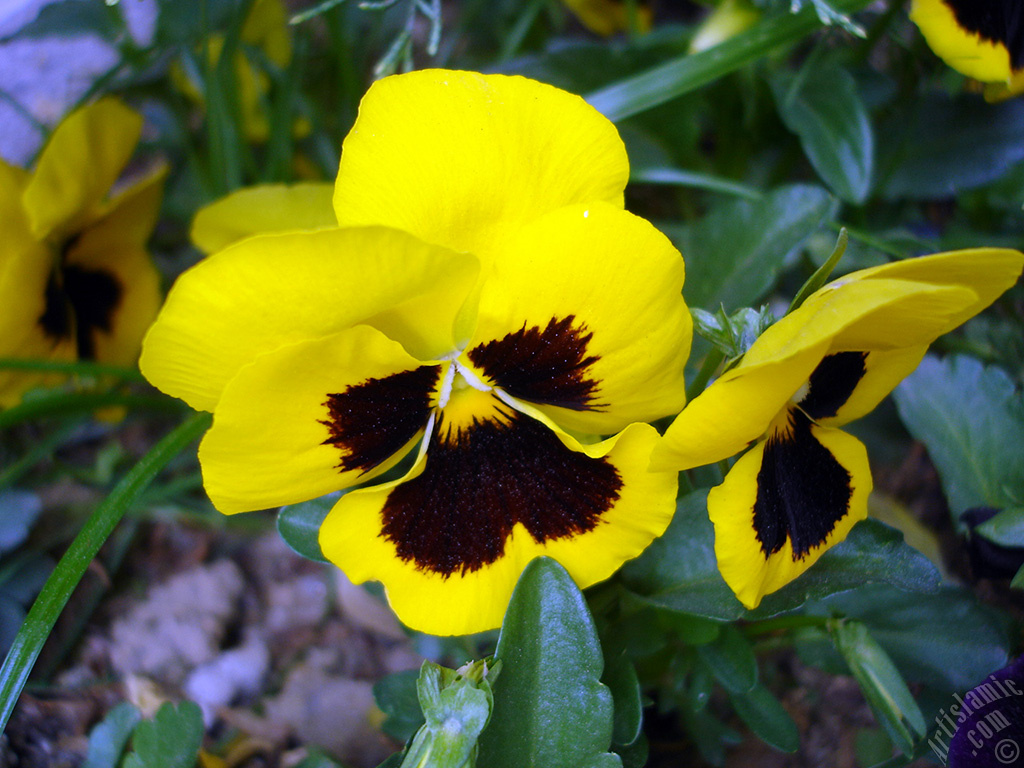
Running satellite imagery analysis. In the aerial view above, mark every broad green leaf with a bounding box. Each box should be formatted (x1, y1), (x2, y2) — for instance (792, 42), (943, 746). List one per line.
(770, 64), (873, 203)
(621, 491), (942, 621)
(293, 750), (343, 768)
(976, 507), (1024, 547)
(810, 585), (1012, 692)
(832, 620), (926, 755)
(695, 625), (757, 693)
(124, 701), (204, 768)
(277, 493), (341, 564)
(730, 683), (800, 753)
(664, 184), (835, 311)
(477, 558), (619, 768)
(83, 702), (142, 768)
(877, 95), (1024, 199)
(1, 0), (122, 43)
(373, 669), (425, 743)
(602, 654), (643, 747)
(893, 355), (1024, 523)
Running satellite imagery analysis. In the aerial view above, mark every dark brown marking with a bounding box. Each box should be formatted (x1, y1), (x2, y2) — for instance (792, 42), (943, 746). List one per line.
(798, 351), (868, 421)
(381, 409), (622, 576)
(943, 0), (1024, 69)
(63, 265), (122, 360)
(752, 409), (853, 559)
(321, 365), (440, 474)
(467, 315), (602, 410)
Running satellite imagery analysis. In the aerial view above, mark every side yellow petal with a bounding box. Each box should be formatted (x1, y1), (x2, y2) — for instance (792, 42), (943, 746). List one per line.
(191, 183), (337, 254)
(140, 227), (479, 412)
(910, 0), (1016, 83)
(23, 98), (142, 241)
(470, 202), (691, 435)
(709, 422), (871, 610)
(199, 325), (433, 514)
(334, 70), (628, 258)
(320, 421), (676, 635)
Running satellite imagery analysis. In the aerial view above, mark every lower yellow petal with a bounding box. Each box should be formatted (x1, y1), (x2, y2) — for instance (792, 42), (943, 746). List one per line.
(199, 324), (436, 514)
(709, 416), (871, 609)
(191, 183), (336, 254)
(320, 420), (676, 635)
(910, 0), (1017, 83)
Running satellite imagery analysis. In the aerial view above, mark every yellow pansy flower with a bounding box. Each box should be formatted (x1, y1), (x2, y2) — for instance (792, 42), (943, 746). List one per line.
(0, 98), (164, 407)
(910, 0), (1024, 99)
(653, 249), (1024, 610)
(562, 0), (652, 36)
(141, 70), (692, 635)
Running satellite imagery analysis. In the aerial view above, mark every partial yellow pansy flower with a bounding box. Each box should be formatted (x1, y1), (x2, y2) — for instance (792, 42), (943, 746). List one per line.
(562, 0), (652, 36)
(689, 0), (761, 54)
(141, 70), (692, 636)
(0, 98), (164, 407)
(910, 0), (1024, 99)
(653, 249), (1024, 610)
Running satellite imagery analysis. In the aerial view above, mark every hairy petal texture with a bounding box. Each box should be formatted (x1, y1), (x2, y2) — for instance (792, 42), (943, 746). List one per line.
(473, 203), (691, 434)
(191, 183), (336, 254)
(320, 421), (676, 635)
(333, 70), (629, 259)
(198, 325), (435, 514)
(140, 227), (479, 412)
(710, 415), (872, 609)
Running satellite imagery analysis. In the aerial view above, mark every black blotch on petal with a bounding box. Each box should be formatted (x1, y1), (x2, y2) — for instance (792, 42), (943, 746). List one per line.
(467, 315), (602, 410)
(798, 351), (868, 421)
(943, 0), (1024, 70)
(321, 365), (440, 474)
(381, 411), (622, 576)
(63, 265), (123, 361)
(752, 409), (853, 559)
(39, 270), (73, 344)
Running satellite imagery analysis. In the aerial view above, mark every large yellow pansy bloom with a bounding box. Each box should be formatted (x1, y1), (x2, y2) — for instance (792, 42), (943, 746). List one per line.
(141, 70), (692, 636)
(0, 98), (164, 407)
(653, 249), (1024, 610)
(910, 0), (1024, 99)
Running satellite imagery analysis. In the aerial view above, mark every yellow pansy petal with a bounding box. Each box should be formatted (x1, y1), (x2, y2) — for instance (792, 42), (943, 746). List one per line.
(0, 162), (73, 405)
(242, 0), (291, 65)
(334, 70), (628, 258)
(910, 0), (1019, 83)
(562, 0), (652, 36)
(191, 183), (336, 254)
(199, 325), (436, 514)
(709, 414), (871, 610)
(140, 227), (479, 412)
(23, 98), (142, 240)
(469, 202), (690, 435)
(320, 420), (676, 635)
(823, 248), (1024, 335)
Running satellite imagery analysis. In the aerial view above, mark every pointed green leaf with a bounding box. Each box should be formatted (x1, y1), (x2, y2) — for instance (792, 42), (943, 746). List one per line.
(696, 625), (757, 693)
(770, 64), (873, 203)
(477, 558), (619, 768)
(83, 702), (142, 768)
(730, 684), (800, 753)
(603, 654), (642, 747)
(277, 492), (341, 563)
(976, 507), (1024, 547)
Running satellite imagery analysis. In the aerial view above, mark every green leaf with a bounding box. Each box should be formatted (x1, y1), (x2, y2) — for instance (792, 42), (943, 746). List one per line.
(126, 701), (204, 768)
(770, 64), (873, 203)
(810, 585), (1012, 693)
(877, 95), (1024, 199)
(695, 625), (757, 693)
(630, 167), (762, 200)
(893, 355), (1024, 522)
(83, 702), (142, 768)
(0, 0), (123, 43)
(976, 507), (1024, 547)
(602, 654), (643, 747)
(1013, 563), (1024, 590)
(664, 184), (835, 311)
(730, 683), (800, 753)
(621, 491), (942, 621)
(277, 492), (341, 564)
(831, 621), (926, 755)
(585, 0), (873, 121)
(477, 558), (619, 768)
(374, 669), (425, 743)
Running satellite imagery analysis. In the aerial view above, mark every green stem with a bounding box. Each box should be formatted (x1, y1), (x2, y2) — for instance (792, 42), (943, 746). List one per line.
(586, 0), (872, 121)
(0, 412), (211, 732)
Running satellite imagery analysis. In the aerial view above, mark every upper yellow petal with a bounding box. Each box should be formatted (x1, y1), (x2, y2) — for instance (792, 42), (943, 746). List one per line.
(469, 202), (691, 435)
(23, 98), (142, 241)
(333, 70), (628, 259)
(191, 183), (337, 254)
(140, 227), (478, 412)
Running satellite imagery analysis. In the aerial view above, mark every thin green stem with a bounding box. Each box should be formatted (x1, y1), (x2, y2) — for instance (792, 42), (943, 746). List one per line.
(0, 412), (211, 732)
